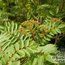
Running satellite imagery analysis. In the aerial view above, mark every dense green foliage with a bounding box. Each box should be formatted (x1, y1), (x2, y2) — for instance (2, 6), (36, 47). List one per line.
(0, 18), (65, 65)
(0, 0), (65, 22)
(0, 0), (65, 65)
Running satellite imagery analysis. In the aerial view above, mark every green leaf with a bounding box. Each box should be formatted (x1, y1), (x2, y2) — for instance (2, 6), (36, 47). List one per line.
(32, 58), (38, 65)
(38, 56), (44, 65)
(42, 44), (57, 54)
(45, 54), (59, 64)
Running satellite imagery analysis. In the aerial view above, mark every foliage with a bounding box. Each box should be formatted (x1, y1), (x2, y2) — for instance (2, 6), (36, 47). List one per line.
(0, 0), (65, 65)
(20, 18), (65, 45)
(0, 0), (65, 22)
(0, 19), (65, 65)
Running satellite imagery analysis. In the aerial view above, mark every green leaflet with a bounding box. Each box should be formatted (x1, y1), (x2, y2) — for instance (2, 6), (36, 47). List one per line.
(32, 58), (38, 65)
(45, 54), (58, 64)
(37, 56), (44, 65)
